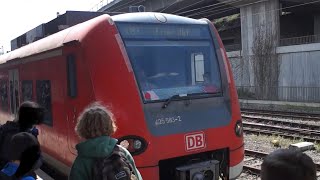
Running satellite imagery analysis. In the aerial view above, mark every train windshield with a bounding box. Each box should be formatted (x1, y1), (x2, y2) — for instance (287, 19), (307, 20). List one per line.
(117, 23), (222, 102)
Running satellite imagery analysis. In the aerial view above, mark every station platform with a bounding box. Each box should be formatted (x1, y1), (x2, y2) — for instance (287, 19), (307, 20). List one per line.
(240, 99), (320, 114)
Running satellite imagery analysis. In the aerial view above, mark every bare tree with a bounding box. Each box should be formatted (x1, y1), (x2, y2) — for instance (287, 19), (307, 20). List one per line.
(251, 27), (279, 100)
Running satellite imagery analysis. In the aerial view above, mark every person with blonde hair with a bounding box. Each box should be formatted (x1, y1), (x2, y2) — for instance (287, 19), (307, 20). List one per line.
(69, 102), (142, 180)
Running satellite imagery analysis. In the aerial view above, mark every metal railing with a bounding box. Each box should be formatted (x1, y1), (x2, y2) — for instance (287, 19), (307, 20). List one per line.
(237, 86), (320, 103)
(280, 34), (320, 46)
(224, 44), (241, 52)
(90, 0), (115, 11)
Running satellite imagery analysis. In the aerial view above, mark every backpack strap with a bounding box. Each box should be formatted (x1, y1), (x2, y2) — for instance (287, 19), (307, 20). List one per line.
(112, 146), (134, 170)
(111, 145), (125, 157)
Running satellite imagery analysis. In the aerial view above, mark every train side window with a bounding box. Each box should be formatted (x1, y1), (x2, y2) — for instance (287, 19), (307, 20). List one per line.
(191, 53), (205, 84)
(0, 80), (9, 112)
(36, 80), (52, 126)
(22, 80), (33, 101)
(66, 54), (77, 98)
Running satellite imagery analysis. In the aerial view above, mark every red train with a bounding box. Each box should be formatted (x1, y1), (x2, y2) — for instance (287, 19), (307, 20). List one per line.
(0, 12), (244, 180)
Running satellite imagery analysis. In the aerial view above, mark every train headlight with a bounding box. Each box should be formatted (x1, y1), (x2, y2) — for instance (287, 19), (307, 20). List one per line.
(192, 173), (204, 180)
(235, 120), (243, 137)
(118, 136), (147, 156)
(133, 139), (142, 149)
(204, 170), (214, 180)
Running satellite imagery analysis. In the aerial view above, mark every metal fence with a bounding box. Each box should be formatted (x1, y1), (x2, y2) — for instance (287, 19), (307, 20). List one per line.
(224, 44), (241, 52)
(90, 0), (115, 11)
(280, 34), (320, 46)
(237, 86), (320, 103)
(223, 35), (320, 51)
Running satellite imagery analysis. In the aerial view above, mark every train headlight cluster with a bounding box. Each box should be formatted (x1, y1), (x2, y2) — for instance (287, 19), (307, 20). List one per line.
(235, 120), (243, 137)
(119, 136), (147, 155)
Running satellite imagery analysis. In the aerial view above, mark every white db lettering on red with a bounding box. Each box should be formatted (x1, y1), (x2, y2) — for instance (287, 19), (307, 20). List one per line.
(185, 132), (206, 151)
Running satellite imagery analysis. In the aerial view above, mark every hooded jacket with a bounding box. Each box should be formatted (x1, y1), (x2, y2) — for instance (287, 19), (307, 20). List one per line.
(0, 121), (39, 169)
(0, 122), (22, 168)
(0, 132), (41, 180)
(69, 136), (142, 180)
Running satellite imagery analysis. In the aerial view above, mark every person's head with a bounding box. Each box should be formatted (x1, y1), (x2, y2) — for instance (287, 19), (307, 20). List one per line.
(75, 102), (117, 140)
(17, 101), (45, 130)
(261, 149), (316, 180)
(7, 132), (41, 178)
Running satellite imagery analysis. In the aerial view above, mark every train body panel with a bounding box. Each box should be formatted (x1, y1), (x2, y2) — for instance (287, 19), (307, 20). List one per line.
(0, 13), (243, 180)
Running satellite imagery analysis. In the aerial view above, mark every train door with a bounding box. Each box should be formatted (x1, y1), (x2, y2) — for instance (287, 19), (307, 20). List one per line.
(65, 54), (78, 155)
(67, 104), (78, 154)
(9, 69), (19, 115)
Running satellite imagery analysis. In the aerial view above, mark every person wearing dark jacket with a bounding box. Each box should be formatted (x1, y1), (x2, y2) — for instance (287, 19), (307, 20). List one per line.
(0, 101), (44, 170)
(261, 149), (316, 180)
(0, 132), (42, 180)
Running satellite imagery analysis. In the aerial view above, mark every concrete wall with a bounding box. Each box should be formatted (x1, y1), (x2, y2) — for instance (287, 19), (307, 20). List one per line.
(240, 0), (280, 56)
(228, 43), (320, 102)
(228, 43), (320, 87)
(277, 43), (320, 87)
(227, 51), (254, 87)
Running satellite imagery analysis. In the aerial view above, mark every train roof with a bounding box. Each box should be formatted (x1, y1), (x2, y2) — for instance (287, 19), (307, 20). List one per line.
(112, 12), (207, 25)
(0, 12), (208, 65)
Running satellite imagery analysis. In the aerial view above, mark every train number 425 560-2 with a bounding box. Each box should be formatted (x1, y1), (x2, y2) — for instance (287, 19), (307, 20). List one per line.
(155, 116), (182, 126)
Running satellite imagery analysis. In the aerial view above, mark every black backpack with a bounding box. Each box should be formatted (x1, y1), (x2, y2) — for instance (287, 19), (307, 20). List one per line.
(0, 122), (20, 168)
(92, 145), (137, 180)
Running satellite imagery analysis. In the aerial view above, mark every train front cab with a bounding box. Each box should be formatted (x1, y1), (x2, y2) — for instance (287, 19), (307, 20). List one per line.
(0, 12), (242, 179)
(106, 13), (244, 180)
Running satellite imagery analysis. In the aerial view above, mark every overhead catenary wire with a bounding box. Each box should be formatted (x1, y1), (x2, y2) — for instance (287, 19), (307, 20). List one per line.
(160, 0), (183, 13)
(111, 0), (144, 12)
(116, 0), (146, 11)
(175, 0), (244, 15)
(185, 0), (247, 17)
(113, 0), (241, 14)
(111, 0), (140, 12)
(170, 0), (206, 14)
(100, 0), (251, 15)
(99, 0), (320, 20)
(187, 0), (264, 18)
(184, 0), (320, 20)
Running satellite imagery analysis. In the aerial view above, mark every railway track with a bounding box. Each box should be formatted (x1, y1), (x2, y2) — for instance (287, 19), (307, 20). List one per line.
(241, 110), (320, 177)
(241, 109), (320, 121)
(242, 109), (320, 143)
(243, 149), (268, 175)
(244, 127), (320, 143)
(243, 149), (320, 176)
(243, 121), (320, 140)
(242, 115), (320, 130)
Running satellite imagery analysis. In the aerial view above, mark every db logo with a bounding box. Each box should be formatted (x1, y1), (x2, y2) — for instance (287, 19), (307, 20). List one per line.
(185, 131), (206, 152)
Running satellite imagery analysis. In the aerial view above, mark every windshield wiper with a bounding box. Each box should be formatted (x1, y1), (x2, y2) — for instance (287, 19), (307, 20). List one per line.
(162, 92), (221, 109)
(162, 94), (186, 109)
